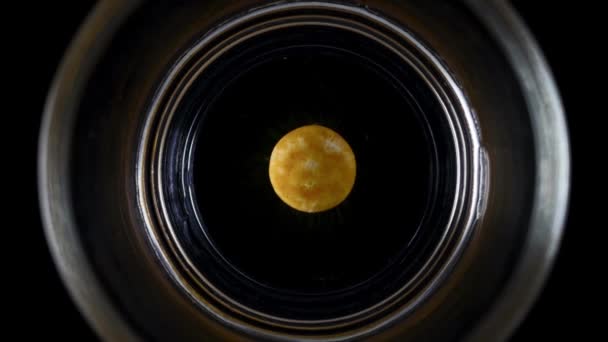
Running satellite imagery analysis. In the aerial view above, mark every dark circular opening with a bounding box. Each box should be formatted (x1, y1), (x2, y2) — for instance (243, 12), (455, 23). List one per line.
(194, 45), (432, 292)
(160, 24), (456, 321)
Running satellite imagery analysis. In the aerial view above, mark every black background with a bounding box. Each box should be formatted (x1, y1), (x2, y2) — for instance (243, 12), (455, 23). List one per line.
(16, 1), (593, 340)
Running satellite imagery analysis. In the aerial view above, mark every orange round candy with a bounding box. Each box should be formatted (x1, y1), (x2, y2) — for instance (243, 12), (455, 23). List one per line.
(268, 125), (356, 213)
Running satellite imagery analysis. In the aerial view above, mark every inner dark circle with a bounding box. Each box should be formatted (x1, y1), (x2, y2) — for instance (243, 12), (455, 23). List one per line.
(192, 43), (433, 293)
